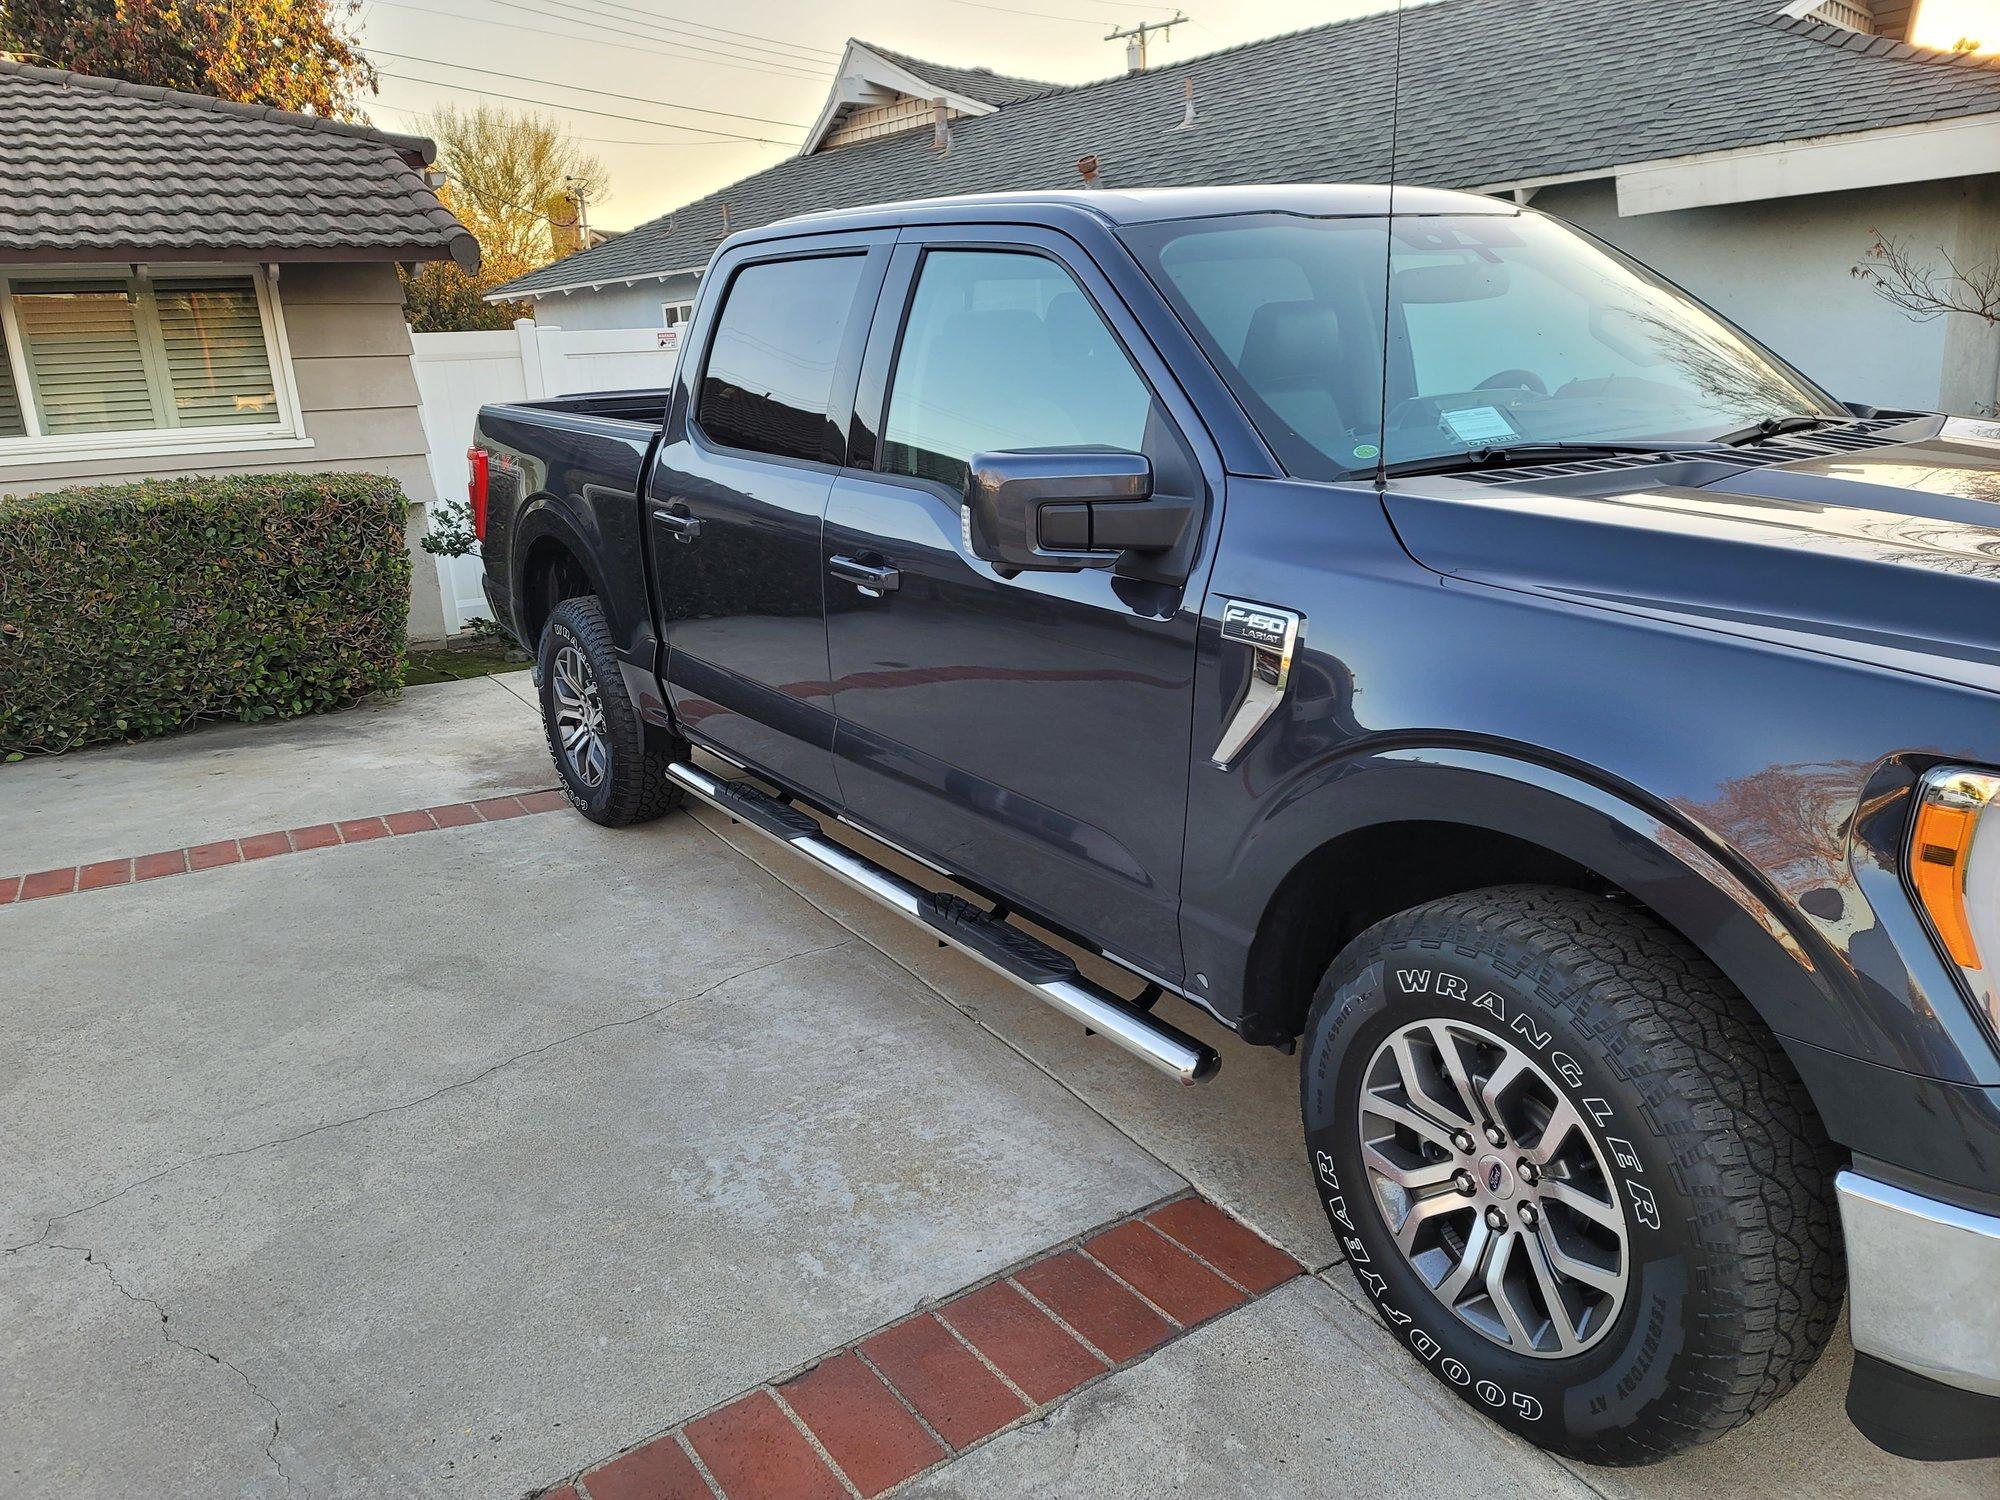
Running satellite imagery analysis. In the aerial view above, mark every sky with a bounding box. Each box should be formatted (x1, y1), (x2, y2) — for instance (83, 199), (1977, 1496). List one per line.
(353, 0), (1384, 231)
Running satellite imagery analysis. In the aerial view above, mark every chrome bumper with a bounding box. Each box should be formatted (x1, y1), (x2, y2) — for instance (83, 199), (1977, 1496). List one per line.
(1837, 1170), (2000, 1397)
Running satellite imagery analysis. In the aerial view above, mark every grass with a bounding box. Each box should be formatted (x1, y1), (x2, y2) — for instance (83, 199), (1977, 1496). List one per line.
(405, 638), (531, 687)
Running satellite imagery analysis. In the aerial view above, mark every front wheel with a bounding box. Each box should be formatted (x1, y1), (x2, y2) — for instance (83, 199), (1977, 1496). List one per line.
(1300, 885), (1843, 1466)
(537, 595), (684, 826)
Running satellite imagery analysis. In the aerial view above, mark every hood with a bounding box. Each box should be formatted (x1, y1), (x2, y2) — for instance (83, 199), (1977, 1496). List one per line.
(1382, 417), (2000, 695)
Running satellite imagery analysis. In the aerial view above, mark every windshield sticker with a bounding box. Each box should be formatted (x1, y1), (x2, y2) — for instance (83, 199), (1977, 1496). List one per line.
(1440, 405), (1519, 447)
(1352, 442), (1380, 461)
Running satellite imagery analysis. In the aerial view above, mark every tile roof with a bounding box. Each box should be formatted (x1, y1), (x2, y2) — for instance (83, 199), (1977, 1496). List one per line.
(0, 61), (479, 269)
(861, 43), (1055, 108)
(496, 0), (2000, 299)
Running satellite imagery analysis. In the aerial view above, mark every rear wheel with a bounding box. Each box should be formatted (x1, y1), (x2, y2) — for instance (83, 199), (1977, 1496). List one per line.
(537, 595), (684, 826)
(1300, 884), (1843, 1465)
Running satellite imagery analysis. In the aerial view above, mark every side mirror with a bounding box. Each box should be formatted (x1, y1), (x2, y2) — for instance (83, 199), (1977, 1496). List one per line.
(964, 449), (1191, 572)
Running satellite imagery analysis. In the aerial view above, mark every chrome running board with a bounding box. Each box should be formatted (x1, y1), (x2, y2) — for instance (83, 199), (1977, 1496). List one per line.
(665, 761), (1220, 1085)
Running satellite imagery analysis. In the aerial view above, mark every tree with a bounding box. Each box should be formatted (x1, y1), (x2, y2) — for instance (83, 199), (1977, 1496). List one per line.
(1852, 232), (2000, 327)
(0, 0), (377, 119)
(398, 105), (607, 333)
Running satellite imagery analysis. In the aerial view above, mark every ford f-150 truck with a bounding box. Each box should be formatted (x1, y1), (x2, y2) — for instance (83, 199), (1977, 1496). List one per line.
(470, 185), (2000, 1467)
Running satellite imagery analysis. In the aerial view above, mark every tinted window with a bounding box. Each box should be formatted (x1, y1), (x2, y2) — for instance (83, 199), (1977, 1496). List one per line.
(698, 255), (862, 463)
(882, 251), (1152, 491)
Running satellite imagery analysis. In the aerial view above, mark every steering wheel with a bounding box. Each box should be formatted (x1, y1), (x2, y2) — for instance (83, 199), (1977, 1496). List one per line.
(1477, 369), (1547, 395)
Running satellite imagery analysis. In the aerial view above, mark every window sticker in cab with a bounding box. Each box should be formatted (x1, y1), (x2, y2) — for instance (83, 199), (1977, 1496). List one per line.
(1439, 405), (1520, 447)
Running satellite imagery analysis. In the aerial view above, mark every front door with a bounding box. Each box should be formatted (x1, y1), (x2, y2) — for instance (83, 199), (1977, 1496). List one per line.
(823, 232), (1220, 981)
(646, 236), (888, 803)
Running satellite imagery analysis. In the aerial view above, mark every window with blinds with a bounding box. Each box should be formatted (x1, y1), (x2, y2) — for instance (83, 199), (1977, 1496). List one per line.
(0, 271), (285, 444)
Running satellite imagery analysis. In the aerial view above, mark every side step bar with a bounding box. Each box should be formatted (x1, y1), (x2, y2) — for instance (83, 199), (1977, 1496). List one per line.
(666, 761), (1220, 1085)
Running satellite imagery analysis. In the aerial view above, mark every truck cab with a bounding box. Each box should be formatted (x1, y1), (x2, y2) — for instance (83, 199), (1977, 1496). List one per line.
(473, 185), (2000, 1468)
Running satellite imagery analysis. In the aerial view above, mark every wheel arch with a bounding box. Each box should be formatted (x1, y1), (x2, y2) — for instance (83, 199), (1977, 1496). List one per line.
(1232, 746), (1845, 1070)
(513, 500), (608, 648)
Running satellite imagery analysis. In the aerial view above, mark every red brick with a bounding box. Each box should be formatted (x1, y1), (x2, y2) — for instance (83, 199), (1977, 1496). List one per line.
(1085, 1221), (1244, 1327)
(537, 1487), (581, 1500)
(1145, 1198), (1302, 1294)
(780, 1352), (945, 1496)
(134, 849), (189, 881)
(582, 1432), (710, 1500)
(1013, 1251), (1173, 1365)
(239, 831), (292, 860)
(472, 795), (529, 821)
(858, 1314), (1025, 1450)
(383, 809), (437, 835)
(428, 802), (480, 828)
(287, 824), (340, 851)
(77, 859), (133, 891)
(20, 867), (77, 900)
(684, 1390), (844, 1500)
(519, 789), (568, 813)
(938, 1279), (1105, 1406)
(0, 875), (18, 904)
(187, 839), (241, 871)
(336, 818), (389, 843)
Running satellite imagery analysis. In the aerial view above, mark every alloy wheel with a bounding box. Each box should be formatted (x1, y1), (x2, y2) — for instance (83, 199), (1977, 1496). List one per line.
(1357, 1016), (1629, 1357)
(551, 643), (610, 789)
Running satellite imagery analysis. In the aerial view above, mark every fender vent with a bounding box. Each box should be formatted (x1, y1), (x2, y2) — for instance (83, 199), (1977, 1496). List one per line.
(1457, 418), (1914, 486)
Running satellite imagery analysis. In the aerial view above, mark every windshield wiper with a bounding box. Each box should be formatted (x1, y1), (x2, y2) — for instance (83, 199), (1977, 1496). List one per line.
(1380, 440), (1695, 479)
(1712, 413), (1837, 447)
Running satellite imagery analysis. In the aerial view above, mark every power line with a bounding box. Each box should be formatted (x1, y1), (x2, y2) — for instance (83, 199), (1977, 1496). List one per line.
(368, 50), (811, 127)
(383, 0), (829, 78)
(538, 0), (837, 70)
(374, 0), (831, 82)
(934, 0), (1116, 25)
(372, 69), (799, 141)
(372, 93), (781, 147)
(544, 0), (841, 61)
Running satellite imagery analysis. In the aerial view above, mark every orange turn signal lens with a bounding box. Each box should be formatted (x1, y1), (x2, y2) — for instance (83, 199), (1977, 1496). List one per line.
(1910, 772), (1995, 971)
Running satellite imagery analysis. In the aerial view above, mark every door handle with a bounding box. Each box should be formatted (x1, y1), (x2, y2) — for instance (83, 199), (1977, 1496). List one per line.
(829, 554), (900, 596)
(651, 503), (702, 543)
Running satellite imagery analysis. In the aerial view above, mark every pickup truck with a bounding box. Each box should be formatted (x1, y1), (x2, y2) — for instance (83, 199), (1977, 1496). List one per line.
(470, 185), (2000, 1467)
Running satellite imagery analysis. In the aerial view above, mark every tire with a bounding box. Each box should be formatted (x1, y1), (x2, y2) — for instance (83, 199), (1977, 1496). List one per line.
(536, 595), (685, 827)
(1299, 884), (1843, 1466)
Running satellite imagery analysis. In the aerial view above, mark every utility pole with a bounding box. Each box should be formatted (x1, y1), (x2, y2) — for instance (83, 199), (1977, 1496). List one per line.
(1105, 10), (1188, 73)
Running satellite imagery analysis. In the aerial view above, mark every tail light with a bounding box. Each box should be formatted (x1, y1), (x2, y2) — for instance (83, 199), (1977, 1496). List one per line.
(467, 446), (490, 541)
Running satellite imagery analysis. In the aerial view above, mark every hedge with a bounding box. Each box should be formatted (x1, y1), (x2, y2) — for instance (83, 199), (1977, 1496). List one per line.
(0, 472), (410, 758)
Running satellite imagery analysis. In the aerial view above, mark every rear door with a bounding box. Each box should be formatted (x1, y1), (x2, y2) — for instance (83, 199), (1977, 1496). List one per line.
(647, 234), (889, 803)
(822, 227), (1222, 982)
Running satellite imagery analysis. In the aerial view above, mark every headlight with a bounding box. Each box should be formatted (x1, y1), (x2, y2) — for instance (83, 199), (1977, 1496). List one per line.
(1909, 767), (2000, 1036)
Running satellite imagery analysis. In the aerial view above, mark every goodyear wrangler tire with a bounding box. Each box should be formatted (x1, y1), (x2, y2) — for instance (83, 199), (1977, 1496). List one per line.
(1300, 885), (1843, 1466)
(537, 596), (684, 827)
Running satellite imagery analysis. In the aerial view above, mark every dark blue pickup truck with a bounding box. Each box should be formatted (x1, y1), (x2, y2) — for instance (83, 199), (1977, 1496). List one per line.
(472, 185), (2000, 1467)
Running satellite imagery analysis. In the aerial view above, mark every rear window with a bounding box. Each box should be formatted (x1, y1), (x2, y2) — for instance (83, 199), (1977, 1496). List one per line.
(697, 254), (863, 464)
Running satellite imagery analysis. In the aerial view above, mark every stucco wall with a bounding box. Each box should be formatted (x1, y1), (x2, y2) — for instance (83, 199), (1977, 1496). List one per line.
(521, 270), (702, 333)
(1541, 176), (1999, 416)
(0, 261), (448, 640)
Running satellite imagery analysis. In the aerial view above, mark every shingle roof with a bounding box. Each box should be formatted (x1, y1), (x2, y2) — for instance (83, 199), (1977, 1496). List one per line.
(0, 61), (479, 270)
(862, 43), (1055, 108)
(496, 0), (2000, 299)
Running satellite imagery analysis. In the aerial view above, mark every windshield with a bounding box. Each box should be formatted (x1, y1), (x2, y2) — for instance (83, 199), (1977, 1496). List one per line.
(1123, 210), (1843, 479)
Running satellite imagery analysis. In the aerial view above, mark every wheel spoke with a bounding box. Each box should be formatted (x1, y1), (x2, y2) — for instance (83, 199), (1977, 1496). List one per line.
(1362, 1140), (1460, 1193)
(1526, 1098), (1586, 1166)
(563, 722), (590, 752)
(1394, 1190), (1469, 1254)
(1519, 1229), (1583, 1354)
(1432, 1214), (1493, 1305)
(1425, 1021), (1489, 1128)
(1476, 1051), (1532, 1131)
(1390, 1033), (1477, 1133)
(1360, 1090), (1462, 1155)
(1536, 1222), (1624, 1295)
(1484, 1230), (1541, 1350)
(1540, 1176), (1623, 1232)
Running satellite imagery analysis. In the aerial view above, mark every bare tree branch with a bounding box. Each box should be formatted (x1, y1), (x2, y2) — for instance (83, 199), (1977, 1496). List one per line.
(1852, 233), (2000, 325)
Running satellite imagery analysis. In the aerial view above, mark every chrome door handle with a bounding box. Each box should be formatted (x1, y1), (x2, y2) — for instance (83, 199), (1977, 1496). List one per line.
(651, 504), (702, 543)
(1211, 599), (1303, 768)
(829, 554), (901, 596)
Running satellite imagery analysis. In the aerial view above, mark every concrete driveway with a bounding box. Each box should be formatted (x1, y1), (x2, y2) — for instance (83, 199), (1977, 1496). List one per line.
(3, 677), (1996, 1498)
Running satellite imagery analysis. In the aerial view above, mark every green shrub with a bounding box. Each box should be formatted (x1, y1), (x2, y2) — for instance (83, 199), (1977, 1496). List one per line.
(0, 472), (410, 758)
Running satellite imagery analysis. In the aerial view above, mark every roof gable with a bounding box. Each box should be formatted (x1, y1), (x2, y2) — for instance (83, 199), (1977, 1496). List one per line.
(0, 61), (478, 269)
(799, 39), (1054, 155)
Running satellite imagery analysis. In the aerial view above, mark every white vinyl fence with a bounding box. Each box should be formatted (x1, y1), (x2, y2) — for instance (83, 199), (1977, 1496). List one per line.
(410, 318), (683, 633)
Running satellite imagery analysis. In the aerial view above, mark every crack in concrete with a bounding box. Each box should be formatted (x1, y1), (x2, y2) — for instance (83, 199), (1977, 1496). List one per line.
(5, 938), (855, 1257)
(43, 1240), (296, 1498)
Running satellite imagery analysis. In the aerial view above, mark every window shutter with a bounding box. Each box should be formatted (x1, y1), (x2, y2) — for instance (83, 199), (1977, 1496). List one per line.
(153, 277), (280, 427)
(0, 324), (23, 438)
(13, 284), (160, 434)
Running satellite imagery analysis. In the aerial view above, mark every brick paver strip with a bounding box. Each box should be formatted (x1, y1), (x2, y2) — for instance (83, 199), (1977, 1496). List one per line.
(684, 1389), (846, 1500)
(0, 792), (568, 907)
(1144, 1196), (1304, 1293)
(1084, 1220), (1245, 1327)
(860, 1312), (1028, 1449)
(1013, 1248), (1176, 1364)
(937, 1278), (1105, 1405)
(581, 1431), (710, 1500)
(780, 1351), (945, 1497)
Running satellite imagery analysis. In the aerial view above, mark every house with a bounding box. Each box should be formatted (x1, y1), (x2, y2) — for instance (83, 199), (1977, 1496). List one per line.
(0, 61), (479, 639)
(494, 0), (2000, 417)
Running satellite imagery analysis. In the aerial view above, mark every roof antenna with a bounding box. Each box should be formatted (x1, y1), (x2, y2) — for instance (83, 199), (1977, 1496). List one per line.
(931, 97), (952, 155)
(1077, 154), (1103, 190)
(1175, 76), (1196, 130)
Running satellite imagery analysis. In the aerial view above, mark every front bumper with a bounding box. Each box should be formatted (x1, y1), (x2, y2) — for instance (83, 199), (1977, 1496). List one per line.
(1837, 1169), (2000, 1459)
